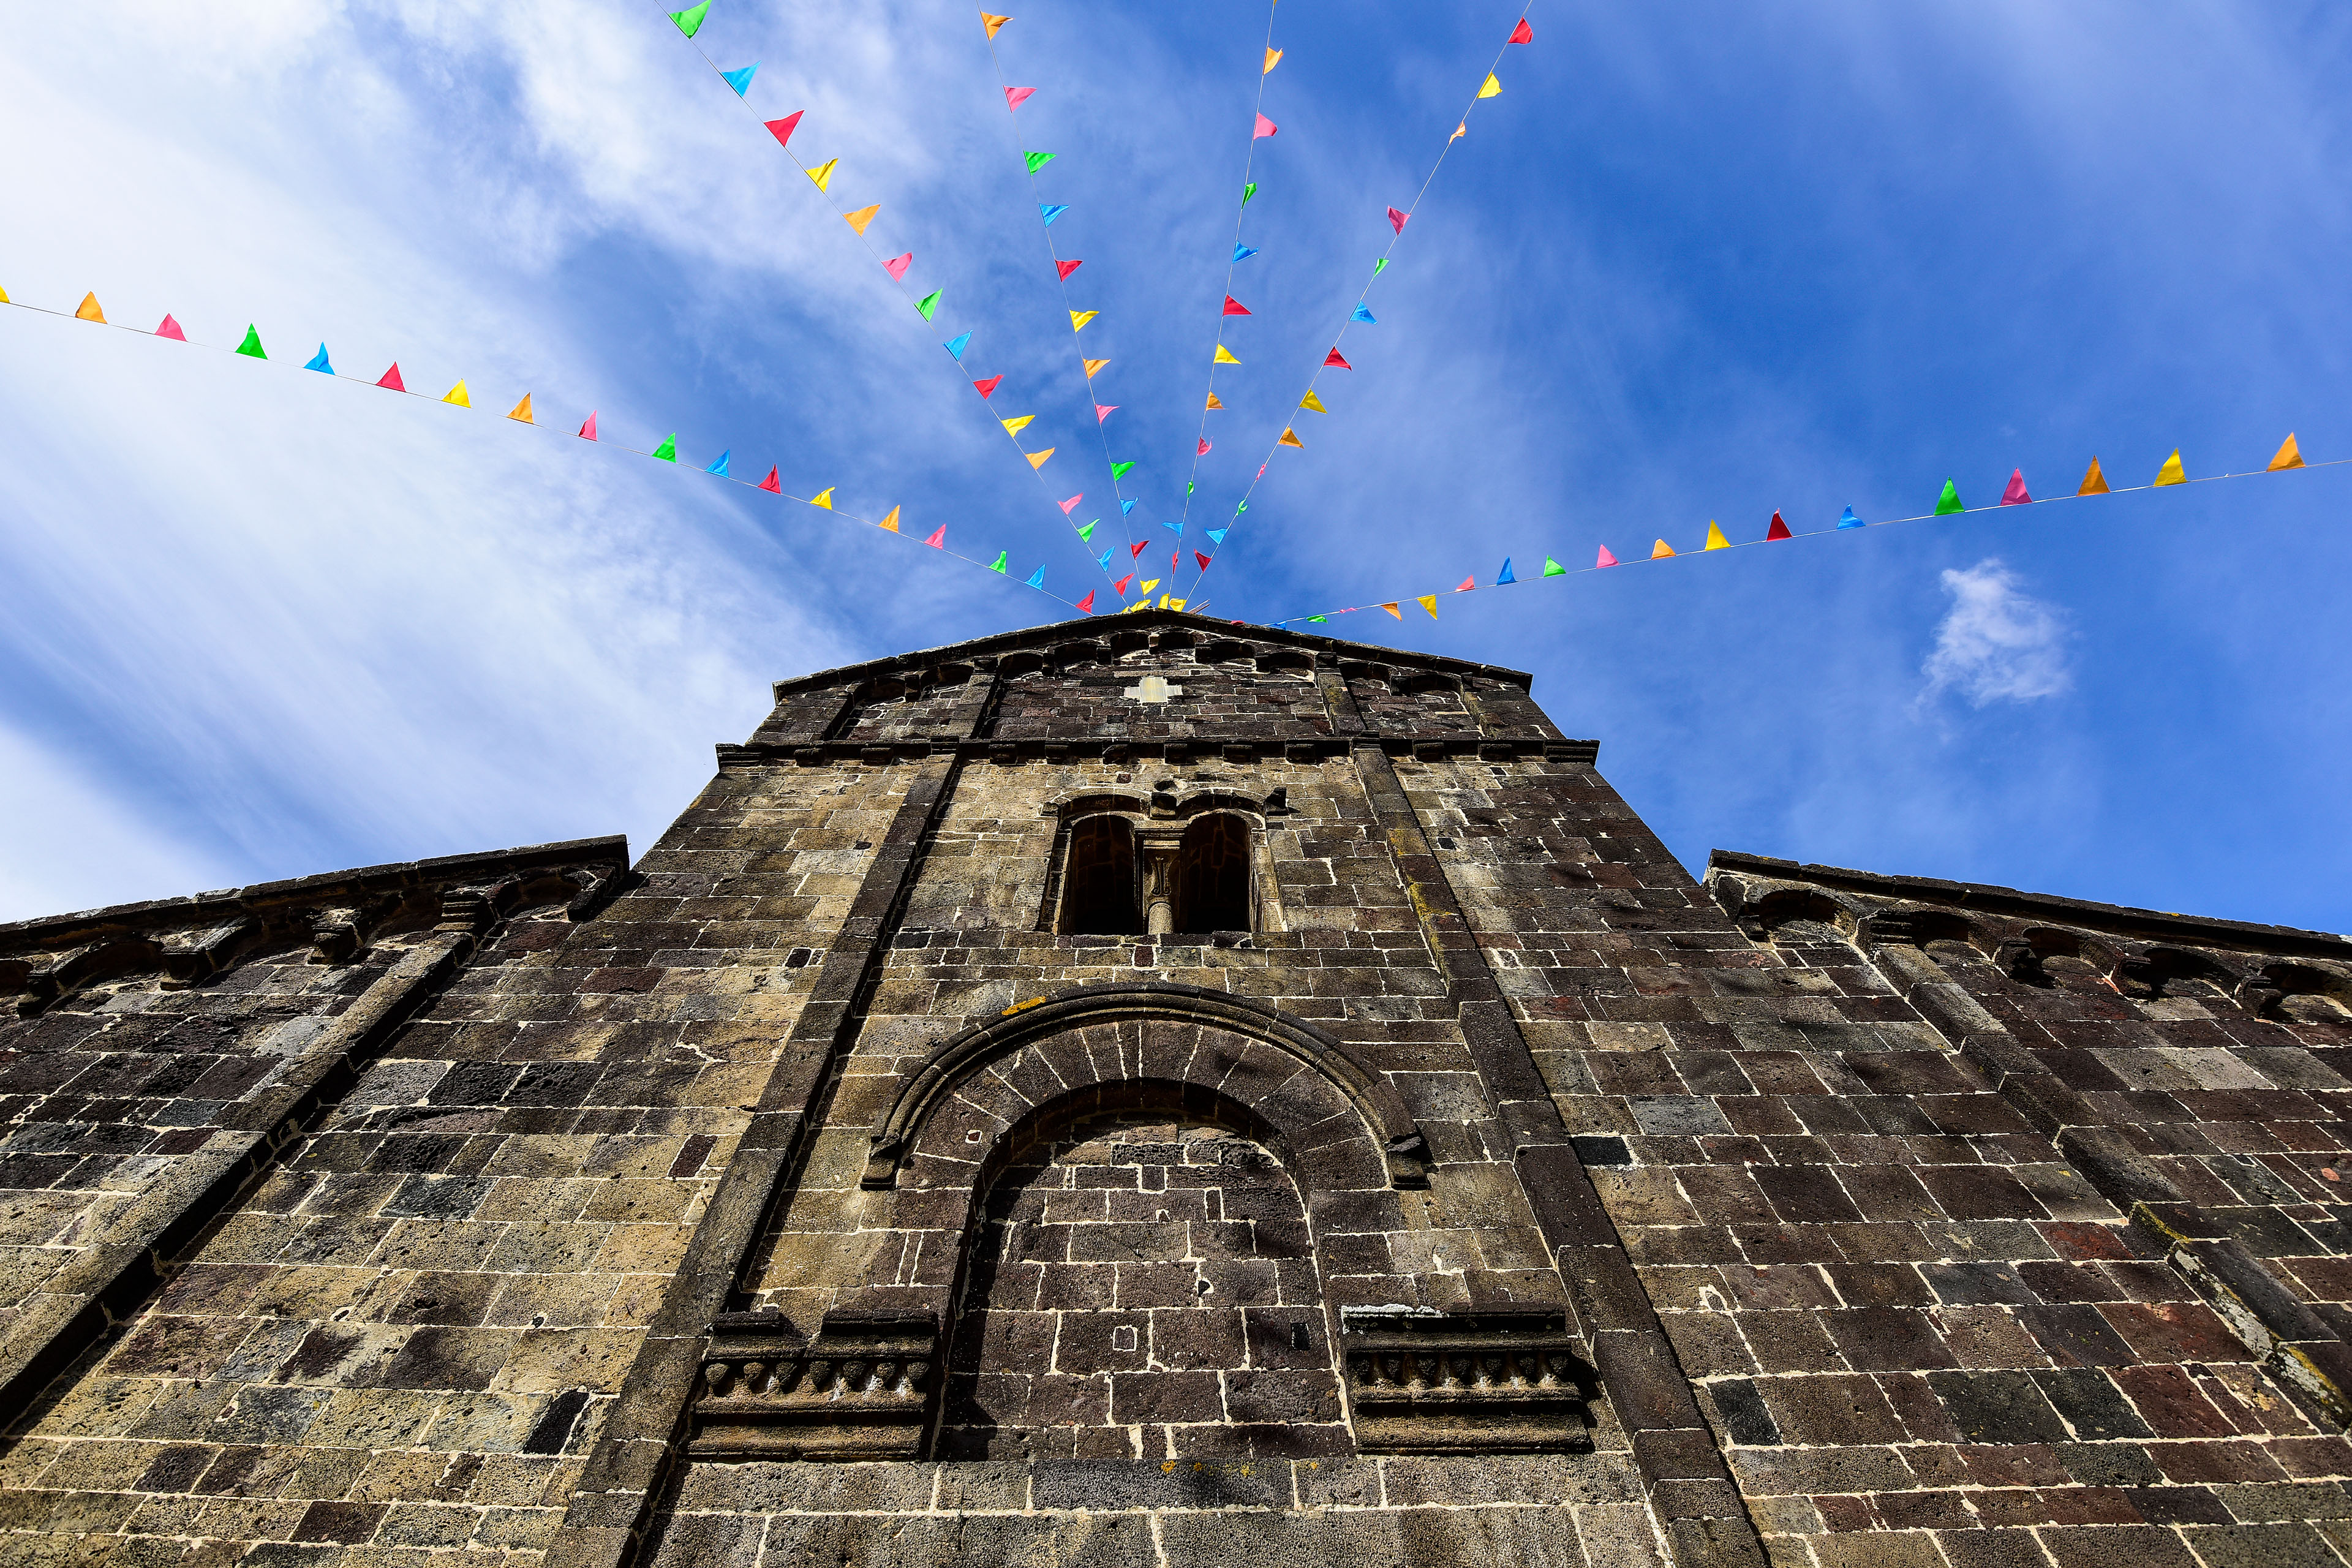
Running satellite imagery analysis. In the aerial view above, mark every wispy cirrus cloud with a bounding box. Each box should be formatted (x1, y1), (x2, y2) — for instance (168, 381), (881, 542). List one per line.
(1920, 559), (2071, 707)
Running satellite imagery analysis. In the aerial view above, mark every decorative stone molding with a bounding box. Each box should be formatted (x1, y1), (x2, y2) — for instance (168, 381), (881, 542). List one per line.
(1340, 1309), (1594, 1453)
(691, 1309), (941, 1460)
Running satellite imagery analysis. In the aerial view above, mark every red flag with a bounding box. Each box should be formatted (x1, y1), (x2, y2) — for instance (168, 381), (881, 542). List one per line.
(1115, 573), (1134, 594)
(154, 314), (187, 341)
(1172, 551), (1180, 570)
(1076, 590), (1096, 614)
(1222, 295), (1250, 316)
(1057, 259), (1084, 280)
(764, 112), (803, 147)
(924, 526), (946, 547)
(1060, 494), (1083, 514)
(1323, 349), (1351, 368)
(1765, 511), (1792, 540)
(884, 252), (912, 281)
(1005, 86), (1035, 110)
(758, 467), (781, 493)
(973, 375), (1002, 398)
(377, 363), (407, 391)
(1197, 437), (1212, 455)
(577, 409), (597, 439)
(1253, 113), (1278, 138)
(1455, 576), (1475, 592)
(1195, 551), (1212, 571)
(1131, 540), (1148, 558)
(1386, 207), (1409, 233)
(1509, 17), (1532, 43)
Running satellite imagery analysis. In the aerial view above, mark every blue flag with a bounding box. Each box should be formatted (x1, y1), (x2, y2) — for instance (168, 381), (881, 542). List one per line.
(1025, 565), (1046, 588)
(1496, 558), (1515, 585)
(1206, 528), (1227, 544)
(1039, 203), (1069, 225)
(1096, 548), (1114, 570)
(1163, 519), (1183, 536)
(303, 343), (333, 374)
(1120, 499), (1137, 514)
(1837, 505), (1864, 529)
(1232, 244), (1259, 263)
(706, 450), (731, 477)
(1351, 303), (1377, 323)
(943, 332), (972, 360)
(721, 62), (758, 96)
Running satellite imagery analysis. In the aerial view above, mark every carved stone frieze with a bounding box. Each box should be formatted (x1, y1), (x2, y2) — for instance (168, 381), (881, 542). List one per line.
(1339, 1308), (1594, 1453)
(691, 1309), (941, 1461)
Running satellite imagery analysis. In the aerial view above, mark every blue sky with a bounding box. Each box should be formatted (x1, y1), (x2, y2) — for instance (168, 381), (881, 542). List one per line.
(4, 1), (2350, 930)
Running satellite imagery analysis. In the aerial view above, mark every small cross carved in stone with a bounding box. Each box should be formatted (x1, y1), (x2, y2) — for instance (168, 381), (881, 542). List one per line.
(1122, 673), (1183, 704)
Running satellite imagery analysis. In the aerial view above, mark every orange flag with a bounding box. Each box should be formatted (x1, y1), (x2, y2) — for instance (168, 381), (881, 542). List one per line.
(74, 292), (105, 323)
(981, 12), (1011, 37)
(2078, 457), (2110, 496)
(1651, 540), (1675, 559)
(2269, 433), (2305, 472)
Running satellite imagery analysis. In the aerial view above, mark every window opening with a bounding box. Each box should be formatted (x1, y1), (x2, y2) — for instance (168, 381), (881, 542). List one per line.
(1059, 816), (1141, 935)
(1174, 815), (1251, 934)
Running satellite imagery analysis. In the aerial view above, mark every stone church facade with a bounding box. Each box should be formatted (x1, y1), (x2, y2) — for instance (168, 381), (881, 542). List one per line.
(1, 607), (2350, 1566)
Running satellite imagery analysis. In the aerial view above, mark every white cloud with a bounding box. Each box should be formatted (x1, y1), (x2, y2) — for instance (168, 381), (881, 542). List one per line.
(1920, 559), (2071, 707)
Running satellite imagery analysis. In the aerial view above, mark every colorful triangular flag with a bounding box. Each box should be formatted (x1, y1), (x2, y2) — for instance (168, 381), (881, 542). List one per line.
(1324, 349), (1351, 368)
(1417, 595), (1438, 617)
(303, 343), (333, 374)
(943, 331), (973, 360)
(1040, 203), (1069, 225)
(810, 487), (834, 508)
(981, 12), (1011, 38)
(764, 112), (802, 147)
(1205, 393), (1225, 411)
(1084, 358), (1110, 377)
(989, 551), (1008, 573)
(1596, 545), (1619, 567)
(1115, 573), (1134, 594)
(974, 375), (1003, 399)
(914, 290), (942, 321)
(1387, 206), (1409, 233)
(1060, 494), (1083, 514)
(577, 409), (597, 439)
(1243, 181), (1258, 205)
(807, 159), (838, 192)
(1111, 461), (1136, 478)
(1254, 113), (1278, 138)
(720, 62), (758, 96)
(1837, 505), (1864, 529)
(1000, 414), (1033, 434)
(1206, 528), (1226, 543)
(1478, 73), (1502, 98)
(2153, 449), (2187, 486)
(1382, 603), (1402, 619)
(1351, 303), (1377, 323)
(843, 203), (880, 234)
(1278, 428), (1304, 448)
(1704, 521), (1728, 550)
(1075, 589), (1095, 614)
(1455, 575), (1476, 592)
(155, 314), (186, 341)
(1934, 478), (1963, 514)
(507, 393), (534, 423)
(1197, 438), (1212, 454)
(1213, 344), (1240, 364)
(1300, 390), (1326, 412)
(1024, 149), (1055, 174)
(1223, 295), (1250, 316)
(759, 467), (782, 494)
(2269, 433), (2305, 472)
(1069, 309), (1096, 330)
(1542, 557), (1565, 576)
(1766, 511), (1791, 540)
(1096, 404), (1118, 421)
(1496, 558), (1516, 584)
(1058, 258), (1084, 280)
(1999, 468), (2032, 506)
(1005, 86), (1035, 111)
(653, 434), (678, 461)
(1510, 17), (1533, 43)
(1232, 244), (1258, 263)
(668, 2), (710, 37)
(2078, 457), (2109, 495)
(925, 524), (946, 546)
(1651, 540), (1675, 559)
(706, 449), (731, 476)
(880, 505), (900, 530)
(1196, 551), (1212, 571)
(73, 292), (105, 323)
(1028, 448), (1054, 469)
(1025, 565), (1046, 588)
(443, 381), (471, 407)
(1264, 47), (1283, 74)
(235, 324), (265, 358)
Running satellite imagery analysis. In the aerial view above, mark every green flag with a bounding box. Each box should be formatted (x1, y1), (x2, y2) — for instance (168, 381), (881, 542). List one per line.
(1023, 150), (1055, 174)
(1077, 520), (1096, 541)
(989, 550), (1008, 573)
(1307, 615), (1327, 622)
(1934, 478), (1963, 515)
(1185, 481), (1194, 496)
(914, 290), (942, 322)
(1374, 258), (1388, 277)
(235, 324), (265, 359)
(669, 2), (711, 37)
(1543, 557), (1566, 576)
(652, 434), (678, 462)
(1111, 461), (1135, 479)
(1242, 181), (1257, 205)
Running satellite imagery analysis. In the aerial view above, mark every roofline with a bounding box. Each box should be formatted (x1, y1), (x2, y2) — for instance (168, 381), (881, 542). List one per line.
(1706, 850), (2352, 958)
(767, 608), (1534, 702)
(0, 834), (631, 948)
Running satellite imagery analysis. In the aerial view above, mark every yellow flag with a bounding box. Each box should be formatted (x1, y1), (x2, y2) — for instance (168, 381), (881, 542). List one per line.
(1704, 521), (1728, 551)
(2269, 432), (2304, 472)
(0, 284), (11, 304)
(1028, 447), (1055, 469)
(1278, 428), (1304, 448)
(2078, 456), (2110, 496)
(1084, 358), (1110, 378)
(1264, 48), (1282, 74)
(1205, 393), (1224, 410)
(1417, 595), (1438, 617)
(880, 505), (901, 532)
(74, 292), (105, 323)
(1213, 344), (1240, 364)
(1381, 603), (1401, 619)
(443, 381), (471, 407)
(1651, 539), (1675, 559)
(1069, 310), (1098, 331)
(1001, 415), (1035, 434)
(981, 12), (1011, 38)
(1300, 390), (1327, 413)
(2153, 449), (2187, 486)
(1140, 578), (1159, 593)
(1167, 598), (1186, 611)
(811, 488), (835, 509)
(843, 203), (880, 234)
(506, 393), (534, 423)
(808, 159), (838, 192)
(1479, 73), (1501, 98)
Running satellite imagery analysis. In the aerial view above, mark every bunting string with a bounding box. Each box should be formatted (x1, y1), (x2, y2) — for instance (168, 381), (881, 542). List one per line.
(1268, 443), (2337, 628)
(1174, 0), (1284, 534)
(1, 286), (1096, 616)
(1176, 6), (1538, 605)
(972, 9), (1148, 589)
(663, 2), (1114, 592)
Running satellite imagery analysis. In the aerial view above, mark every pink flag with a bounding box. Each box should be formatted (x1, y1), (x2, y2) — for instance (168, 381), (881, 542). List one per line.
(578, 410), (598, 440)
(1596, 545), (1618, 568)
(1095, 404), (1118, 421)
(154, 314), (187, 341)
(1005, 86), (1035, 111)
(1455, 576), (1475, 592)
(924, 525), (946, 547)
(1253, 113), (1278, 139)
(1060, 494), (1084, 514)
(1999, 468), (2032, 506)
(1387, 207), (1408, 233)
(884, 252), (913, 281)
(377, 363), (407, 391)
(1197, 437), (1212, 455)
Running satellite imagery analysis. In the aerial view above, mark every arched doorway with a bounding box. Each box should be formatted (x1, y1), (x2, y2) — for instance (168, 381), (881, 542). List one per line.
(938, 1103), (1349, 1461)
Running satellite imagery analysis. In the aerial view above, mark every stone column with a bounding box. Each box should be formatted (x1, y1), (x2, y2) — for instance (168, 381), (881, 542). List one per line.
(1138, 829), (1182, 935)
